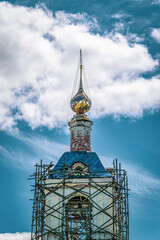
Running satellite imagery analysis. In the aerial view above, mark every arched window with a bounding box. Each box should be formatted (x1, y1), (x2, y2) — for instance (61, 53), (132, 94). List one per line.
(72, 162), (88, 177)
(65, 195), (92, 239)
(75, 166), (83, 176)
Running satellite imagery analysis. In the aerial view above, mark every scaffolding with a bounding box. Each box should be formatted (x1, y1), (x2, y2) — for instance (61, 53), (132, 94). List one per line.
(29, 159), (129, 240)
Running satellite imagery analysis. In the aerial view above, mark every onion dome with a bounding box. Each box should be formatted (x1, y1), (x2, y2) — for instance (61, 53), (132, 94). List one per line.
(71, 88), (91, 114)
(70, 50), (91, 114)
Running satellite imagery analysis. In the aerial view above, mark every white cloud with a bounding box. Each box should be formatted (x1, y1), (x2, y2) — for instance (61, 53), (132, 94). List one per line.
(111, 12), (130, 19)
(152, 0), (160, 5)
(16, 132), (68, 162)
(0, 2), (159, 131)
(0, 232), (30, 240)
(91, 77), (160, 119)
(128, 164), (160, 196)
(0, 144), (9, 156)
(101, 156), (160, 196)
(0, 132), (68, 171)
(151, 28), (160, 43)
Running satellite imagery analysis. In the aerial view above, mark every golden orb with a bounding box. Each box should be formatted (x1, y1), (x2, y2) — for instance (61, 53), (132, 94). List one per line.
(71, 88), (91, 114)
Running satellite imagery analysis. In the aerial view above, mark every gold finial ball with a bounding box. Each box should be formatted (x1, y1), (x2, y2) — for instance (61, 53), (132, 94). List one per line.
(71, 88), (91, 114)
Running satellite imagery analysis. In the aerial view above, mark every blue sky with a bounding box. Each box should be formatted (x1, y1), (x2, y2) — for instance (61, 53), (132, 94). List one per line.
(0, 0), (160, 239)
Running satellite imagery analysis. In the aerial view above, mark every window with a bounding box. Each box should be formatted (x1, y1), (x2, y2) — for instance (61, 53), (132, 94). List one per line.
(72, 163), (88, 177)
(75, 166), (83, 176)
(65, 196), (92, 239)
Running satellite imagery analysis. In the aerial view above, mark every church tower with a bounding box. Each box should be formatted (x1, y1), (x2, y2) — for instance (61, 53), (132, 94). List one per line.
(69, 49), (92, 152)
(30, 51), (129, 240)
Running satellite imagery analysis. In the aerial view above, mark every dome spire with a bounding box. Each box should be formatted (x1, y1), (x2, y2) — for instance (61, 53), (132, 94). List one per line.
(70, 50), (91, 114)
(79, 49), (83, 89)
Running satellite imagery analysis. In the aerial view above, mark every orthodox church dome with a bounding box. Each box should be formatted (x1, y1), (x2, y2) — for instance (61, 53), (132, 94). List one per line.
(70, 87), (91, 114)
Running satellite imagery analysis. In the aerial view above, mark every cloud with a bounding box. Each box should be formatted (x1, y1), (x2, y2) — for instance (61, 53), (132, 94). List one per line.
(91, 77), (160, 119)
(152, 0), (160, 5)
(111, 12), (130, 19)
(151, 28), (160, 43)
(0, 233), (30, 240)
(16, 132), (68, 162)
(101, 156), (160, 196)
(127, 164), (160, 196)
(0, 132), (68, 171)
(0, 144), (9, 156)
(0, 2), (160, 131)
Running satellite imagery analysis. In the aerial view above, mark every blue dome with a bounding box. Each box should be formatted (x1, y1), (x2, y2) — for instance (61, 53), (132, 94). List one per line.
(49, 151), (111, 178)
